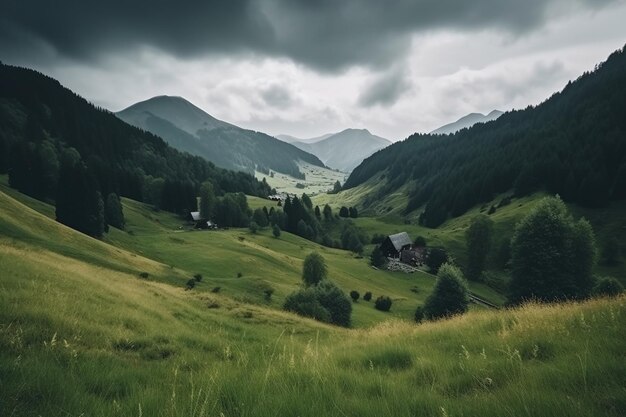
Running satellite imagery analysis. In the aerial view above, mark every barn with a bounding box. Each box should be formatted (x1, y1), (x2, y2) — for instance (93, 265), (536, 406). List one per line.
(380, 232), (412, 258)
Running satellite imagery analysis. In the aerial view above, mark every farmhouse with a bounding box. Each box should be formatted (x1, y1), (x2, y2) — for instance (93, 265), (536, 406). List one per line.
(380, 232), (412, 258)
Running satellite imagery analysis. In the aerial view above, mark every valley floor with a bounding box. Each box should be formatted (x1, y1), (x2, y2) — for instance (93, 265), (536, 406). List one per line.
(1, 183), (625, 416)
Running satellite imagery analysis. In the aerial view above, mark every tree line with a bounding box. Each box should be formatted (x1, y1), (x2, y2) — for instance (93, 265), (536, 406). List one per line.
(0, 63), (272, 237)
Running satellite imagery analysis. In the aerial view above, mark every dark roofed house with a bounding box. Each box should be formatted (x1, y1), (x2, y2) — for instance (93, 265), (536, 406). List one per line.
(380, 232), (412, 258)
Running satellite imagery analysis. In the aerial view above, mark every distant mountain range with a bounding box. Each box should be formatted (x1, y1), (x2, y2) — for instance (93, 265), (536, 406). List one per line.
(276, 129), (390, 172)
(430, 110), (503, 135)
(117, 96), (324, 179)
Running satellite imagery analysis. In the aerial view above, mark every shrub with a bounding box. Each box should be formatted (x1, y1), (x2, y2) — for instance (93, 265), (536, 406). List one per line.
(284, 281), (352, 327)
(593, 277), (624, 297)
(139, 272), (149, 279)
(349, 290), (360, 302)
(315, 281), (352, 327)
(425, 247), (448, 274)
(284, 288), (331, 323)
(272, 224), (281, 238)
(424, 263), (469, 320)
(249, 221), (259, 234)
(413, 236), (427, 247)
(414, 306), (424, 323)
(211, 286), (221, 293)
(185, 279), (196, 290)
(263, 287), (275, 301)
(237, 272), (243, 278)
(302, 252), (327, 286)
(363, 291), (372, 302)
(370, 246), (387, 268)
(374, 296), (392, 312)
(194, 273), (203, 282)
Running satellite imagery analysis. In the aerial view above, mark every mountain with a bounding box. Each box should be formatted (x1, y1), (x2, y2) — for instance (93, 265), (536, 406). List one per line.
(117, 96), (324, 179)
(284, 128), (390, 172)
(0, 63), (270, 211)
(276, 133), (334, 144)
(344, 46), (626, 227)
(430, 110), (503, 135)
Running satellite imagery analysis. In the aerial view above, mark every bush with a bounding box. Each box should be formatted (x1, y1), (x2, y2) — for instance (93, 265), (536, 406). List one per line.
(139, 272), (149, 279)
(370, 245), (387, 268)
(284, 281), (352, 327)
(284, 288), (331, 323)
(263, 287), (275, 301)
(272, 224), (281, 238)
(186, 279), (196, 290)
(423, 263), (469, 320)
(315, 281), (352, 327)
(211, 286), (221, 293)
(413, 236), (427, 247)
(302, 252), (327, 286)
(194, 273), (203, 282)
(237, 272), (243, 278)
(593, 277), (624, 297)
(350, 290), (360, 302)
(374, 296), (392, 312)
(414, 306), (424, 323)
(425, 247), (448, 274)
(249, 221), (259, 234)
(363, 291), (372, 302)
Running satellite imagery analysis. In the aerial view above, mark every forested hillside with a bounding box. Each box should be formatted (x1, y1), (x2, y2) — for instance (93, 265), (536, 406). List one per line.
(345, 46), (626, 227)
(0, 64), (271, 218)
(117, 96), (325, 179)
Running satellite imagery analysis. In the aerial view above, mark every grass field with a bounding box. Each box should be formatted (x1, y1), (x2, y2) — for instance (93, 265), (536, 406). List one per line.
(315, 181), (626, 289)
(256, 161), (348, 196)
(1, 179), (625, 417)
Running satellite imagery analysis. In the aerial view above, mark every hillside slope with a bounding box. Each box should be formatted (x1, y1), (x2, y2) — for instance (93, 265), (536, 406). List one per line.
(345, 46), (626, 227)
(291, 128), (390, 172)
(430, 110), (503, 134)
(1, 186), (624, 416)
(117, 96), (324, 178)
(0, 64), (270, 206)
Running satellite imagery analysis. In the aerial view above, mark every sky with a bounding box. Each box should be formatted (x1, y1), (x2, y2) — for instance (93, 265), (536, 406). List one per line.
(1, 0), (625, 141)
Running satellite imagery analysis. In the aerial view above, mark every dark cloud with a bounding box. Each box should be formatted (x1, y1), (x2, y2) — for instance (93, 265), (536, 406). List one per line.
(0, 0), (616, 71)
(358, 67), (411, 107)
(260, 84), (294, 108)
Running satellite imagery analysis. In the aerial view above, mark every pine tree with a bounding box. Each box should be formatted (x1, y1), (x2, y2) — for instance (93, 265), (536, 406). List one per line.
(509, 196), (597, 304)
(199, 181), (215, 220)
(465, 215), (493, 281)
(105, 193), (125, 230)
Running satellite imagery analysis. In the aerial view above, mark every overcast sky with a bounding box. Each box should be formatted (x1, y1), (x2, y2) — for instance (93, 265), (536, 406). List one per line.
(2, 0), (625, 140)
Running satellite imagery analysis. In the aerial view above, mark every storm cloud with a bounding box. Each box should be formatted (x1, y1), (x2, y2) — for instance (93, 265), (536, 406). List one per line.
(0, 0), (617, 71)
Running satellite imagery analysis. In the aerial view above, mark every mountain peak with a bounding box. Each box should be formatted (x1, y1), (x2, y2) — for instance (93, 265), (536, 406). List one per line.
(430, 110), (504, 135)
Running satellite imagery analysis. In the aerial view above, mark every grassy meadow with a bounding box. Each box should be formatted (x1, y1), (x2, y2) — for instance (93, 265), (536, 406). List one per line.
(1, 177), (625, 416)
(255, 161), (348, 196)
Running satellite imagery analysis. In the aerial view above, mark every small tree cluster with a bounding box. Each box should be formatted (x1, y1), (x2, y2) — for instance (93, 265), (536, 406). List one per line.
(284, 252), (352, 327)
